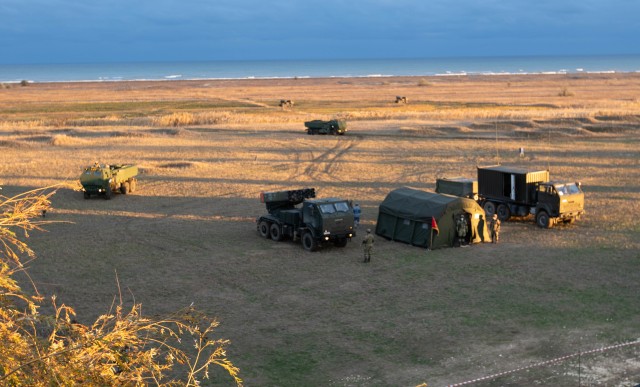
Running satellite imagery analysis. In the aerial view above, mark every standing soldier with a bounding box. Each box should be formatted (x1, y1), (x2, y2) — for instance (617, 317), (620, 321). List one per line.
(489, 213), (501, 243)
(456, 214), (468, 247)
(362, 229), (374, 263)
(353, 203), (361, 228)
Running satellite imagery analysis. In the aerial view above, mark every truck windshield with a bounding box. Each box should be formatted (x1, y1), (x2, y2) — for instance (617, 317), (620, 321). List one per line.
(555, 183), (581, 195)
(334, 202), (350, 212)
(319, 204), (336, 214)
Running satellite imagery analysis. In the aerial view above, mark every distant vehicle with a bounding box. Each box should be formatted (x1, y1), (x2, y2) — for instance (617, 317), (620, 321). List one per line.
(279, 99), (294, 108)
(80, 163), (138, 200)
(304, 119), (347, 135)
(437, 166), (585, 228)
(395, 96), (408, 104)
(256, 188), (356, 251)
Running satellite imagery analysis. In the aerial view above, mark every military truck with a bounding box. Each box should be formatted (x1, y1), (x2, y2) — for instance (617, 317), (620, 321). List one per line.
(256, 188), (356, 251)
(304, 119), (347, 135)
(439, 166), (585, 228)
(80, 163), (138, 200)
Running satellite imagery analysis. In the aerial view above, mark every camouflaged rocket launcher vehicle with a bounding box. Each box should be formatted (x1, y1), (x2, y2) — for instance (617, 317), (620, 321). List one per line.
(304, 119), (347, 135)
(80, 163), (138, 200)
(256, 188), (356, 251)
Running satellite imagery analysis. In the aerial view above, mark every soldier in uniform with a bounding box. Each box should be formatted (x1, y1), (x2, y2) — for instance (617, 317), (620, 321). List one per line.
(353, 203), (361, 228)
(456, 214), (468, 247)
(362, 229), (374, 263)
(489, 213), (501, 243)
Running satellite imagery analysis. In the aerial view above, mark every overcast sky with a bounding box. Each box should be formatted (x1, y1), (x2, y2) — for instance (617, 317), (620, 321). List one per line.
(1, 0), (639, 64)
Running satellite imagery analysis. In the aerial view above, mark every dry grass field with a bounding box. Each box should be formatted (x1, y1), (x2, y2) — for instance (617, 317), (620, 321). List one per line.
(1, 73), (639, 386)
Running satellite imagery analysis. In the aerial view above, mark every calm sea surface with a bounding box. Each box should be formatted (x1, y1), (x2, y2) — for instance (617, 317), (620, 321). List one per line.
(1, 55), (639, 83)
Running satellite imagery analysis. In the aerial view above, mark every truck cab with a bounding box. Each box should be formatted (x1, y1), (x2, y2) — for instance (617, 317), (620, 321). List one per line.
(80, 164), (115, 197)
(534, 182), (585, 228)
(302, 199), (354, 241)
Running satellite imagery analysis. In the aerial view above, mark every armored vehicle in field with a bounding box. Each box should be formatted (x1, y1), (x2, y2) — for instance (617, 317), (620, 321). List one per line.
(442, 166), (584, 228)
(80, 163), (138, 200)
(304, 119), (347, 135)
(256, 188), (356, 251)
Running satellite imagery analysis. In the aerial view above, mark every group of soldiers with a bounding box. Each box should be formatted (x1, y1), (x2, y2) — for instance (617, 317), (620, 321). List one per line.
(455, 213), (501, 247)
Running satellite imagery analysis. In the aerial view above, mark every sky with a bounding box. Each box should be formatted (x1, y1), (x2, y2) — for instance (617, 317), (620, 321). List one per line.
(1, 0), (639, 65)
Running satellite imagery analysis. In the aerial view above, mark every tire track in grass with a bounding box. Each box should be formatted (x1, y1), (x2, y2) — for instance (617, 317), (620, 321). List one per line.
(300, 138), (357, 181)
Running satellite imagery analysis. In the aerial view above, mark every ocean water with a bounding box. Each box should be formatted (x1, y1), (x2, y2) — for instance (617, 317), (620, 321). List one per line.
(0, 55), (639, 83)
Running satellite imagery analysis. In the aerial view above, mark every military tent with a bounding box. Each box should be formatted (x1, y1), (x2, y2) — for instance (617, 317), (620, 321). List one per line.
(375, 187), (489, 249)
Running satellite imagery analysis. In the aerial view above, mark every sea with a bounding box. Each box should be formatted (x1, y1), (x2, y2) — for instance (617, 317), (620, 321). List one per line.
(1, 55), (639, 83)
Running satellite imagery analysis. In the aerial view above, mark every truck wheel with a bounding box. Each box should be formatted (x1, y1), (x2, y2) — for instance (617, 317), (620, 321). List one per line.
(105, 186), (112, 200)
(83, 191), (90, 199)
(536, 210), (552, 228)
(128, 179), (136, 193)
(334, 238), (348, 248)
(120, 182), (129, 194)
(302, 232), (318, 252)
(258, 221), (270, 238)
(497, 204), (511, 221)
(270, 223), (283, 241)
(483, 201), (496, 218)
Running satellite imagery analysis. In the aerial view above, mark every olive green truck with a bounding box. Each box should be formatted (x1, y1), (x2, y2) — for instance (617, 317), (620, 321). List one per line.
(80, 163), (138, 199)
(304, 119), (347, 135)
(256, 188), (356, 251)
(437, 166), (585, 228)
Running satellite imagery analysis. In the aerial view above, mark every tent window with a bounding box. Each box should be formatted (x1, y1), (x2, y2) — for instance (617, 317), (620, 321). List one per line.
(421, 223), (428, 229)
(403, 219), (410, 225)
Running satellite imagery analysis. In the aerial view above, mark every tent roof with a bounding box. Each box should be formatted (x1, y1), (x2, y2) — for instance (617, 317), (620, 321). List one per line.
(379, 187), (469, 220)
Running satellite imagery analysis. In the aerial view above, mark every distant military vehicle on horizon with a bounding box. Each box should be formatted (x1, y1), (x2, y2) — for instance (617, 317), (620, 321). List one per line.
(304, 119), (347, 135)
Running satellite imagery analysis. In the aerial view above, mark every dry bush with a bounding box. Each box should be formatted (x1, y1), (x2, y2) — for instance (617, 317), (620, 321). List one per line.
(0, 120), (47, 130)
(558, 87), (575, 97)
(417, 78), (432, 87)
(49, 134), (87, 147)
(0, 188), (242, 386)
(0, 139), (32, 148)
(65, 116), (153, 127)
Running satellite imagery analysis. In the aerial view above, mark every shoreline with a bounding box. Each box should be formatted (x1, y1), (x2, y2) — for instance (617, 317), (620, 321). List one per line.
(5, 70), (640, 88)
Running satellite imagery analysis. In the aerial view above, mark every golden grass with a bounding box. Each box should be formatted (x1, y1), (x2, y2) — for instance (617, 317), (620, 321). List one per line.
(1, 73), (639, 386)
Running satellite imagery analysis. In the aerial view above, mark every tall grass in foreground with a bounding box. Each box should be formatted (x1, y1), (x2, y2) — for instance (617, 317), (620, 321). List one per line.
(0, 188), (242, 386)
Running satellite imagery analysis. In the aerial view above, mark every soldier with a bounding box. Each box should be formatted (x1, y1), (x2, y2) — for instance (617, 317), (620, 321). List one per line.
(456, 214), (468, 247)
(489, 213), (501, 243)
(353, 203), (361, 228)
(362, 229), (374, 263)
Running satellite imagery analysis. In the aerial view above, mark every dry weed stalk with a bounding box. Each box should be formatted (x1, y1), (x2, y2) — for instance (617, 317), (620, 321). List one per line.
(0, 188), (242, 386)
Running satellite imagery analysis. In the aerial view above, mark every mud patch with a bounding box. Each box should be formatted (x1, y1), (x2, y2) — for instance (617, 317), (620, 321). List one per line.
(158, 162), (194, 169)
(150, 128), (191, 137)
(0, 139), (32, 148)
(583, 125), (635, 134)
(22, 135), (53, 143)
(111, 131), (150, 138)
